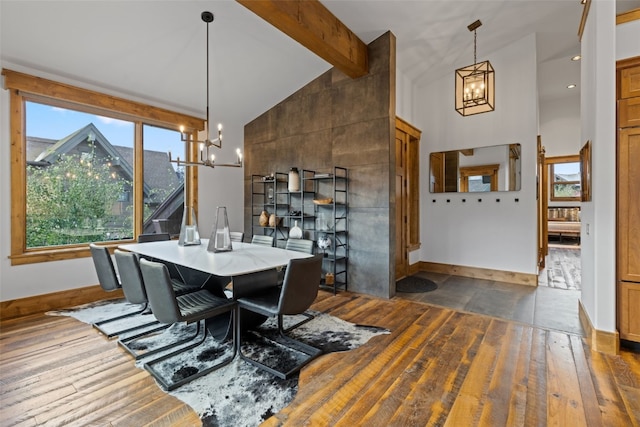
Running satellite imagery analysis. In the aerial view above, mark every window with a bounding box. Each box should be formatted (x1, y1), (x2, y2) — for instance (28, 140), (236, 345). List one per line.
(4, 69), (203, 265)
(459, 164), (499, 192)
(547, 155), (581, 201)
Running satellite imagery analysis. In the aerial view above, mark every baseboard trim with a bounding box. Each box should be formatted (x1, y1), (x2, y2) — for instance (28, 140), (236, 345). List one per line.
(408, 262), (422, 276)
(578, 299), (619, 355)
(416, 261), (537, 287)
(0, 285), (123, 321)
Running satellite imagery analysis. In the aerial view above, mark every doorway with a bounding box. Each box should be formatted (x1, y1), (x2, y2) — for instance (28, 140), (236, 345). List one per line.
(539, 155), (582, 290)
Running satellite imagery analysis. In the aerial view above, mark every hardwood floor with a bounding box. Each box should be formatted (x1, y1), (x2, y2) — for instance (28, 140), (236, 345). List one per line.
(1, 291), (639, 426)
(539, 246), (582, 290)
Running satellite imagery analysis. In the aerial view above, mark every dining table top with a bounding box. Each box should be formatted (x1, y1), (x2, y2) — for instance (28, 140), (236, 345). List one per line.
(118, 239), (313, 277)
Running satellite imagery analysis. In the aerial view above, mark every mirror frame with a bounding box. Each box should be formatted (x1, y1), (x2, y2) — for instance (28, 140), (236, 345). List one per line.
(429, 143), (521, 193)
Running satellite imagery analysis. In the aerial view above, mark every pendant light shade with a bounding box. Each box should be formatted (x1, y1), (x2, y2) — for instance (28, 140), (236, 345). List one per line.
(455, 20), (495, 116)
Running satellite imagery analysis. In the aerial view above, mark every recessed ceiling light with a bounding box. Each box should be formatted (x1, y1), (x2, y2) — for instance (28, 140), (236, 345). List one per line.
(571, 55), (581, 61)
(567, 84), (577, 89)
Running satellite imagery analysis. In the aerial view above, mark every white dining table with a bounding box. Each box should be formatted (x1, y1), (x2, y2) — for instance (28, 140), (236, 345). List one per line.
(118, 239), (313, 340)
(118, 239), (311, 278)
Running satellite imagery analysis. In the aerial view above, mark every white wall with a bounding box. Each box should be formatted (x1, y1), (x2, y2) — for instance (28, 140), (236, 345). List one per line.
(617, 18), (640, 60)
(539, 94), (582, 209)
(416, 34), (539, 275)
(579, 0), (618, 334)
(540, 95), (581, 158)
(0, 64), (244, 301)
(396, 69), (415, 124)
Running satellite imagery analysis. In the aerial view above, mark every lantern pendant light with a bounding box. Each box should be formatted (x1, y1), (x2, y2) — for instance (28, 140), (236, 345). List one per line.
(455, 20), (495, 116)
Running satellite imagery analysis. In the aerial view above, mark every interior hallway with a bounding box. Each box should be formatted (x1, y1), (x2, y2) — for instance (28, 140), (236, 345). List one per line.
(539, 245), (581, 290)
(395, 270), (583, 336)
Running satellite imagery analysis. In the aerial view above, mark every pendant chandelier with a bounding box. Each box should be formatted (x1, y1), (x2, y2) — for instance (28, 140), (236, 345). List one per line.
(455, 20), (495, 116)
(170, 11), (243, 168)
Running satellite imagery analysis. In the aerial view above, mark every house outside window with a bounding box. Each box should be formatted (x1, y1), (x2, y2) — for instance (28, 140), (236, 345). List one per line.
(4, 69), (203, 265)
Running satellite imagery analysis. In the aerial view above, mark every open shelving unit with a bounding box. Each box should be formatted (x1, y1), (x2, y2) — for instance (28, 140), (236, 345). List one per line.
(250, 166), (348, 294)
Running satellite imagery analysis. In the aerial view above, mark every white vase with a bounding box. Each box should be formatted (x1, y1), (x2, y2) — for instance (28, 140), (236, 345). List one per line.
(289, 220), (303, 239)
(207, 206), (232, 252)
(288, 167), (300, 192)
(178, 206), (201, 246)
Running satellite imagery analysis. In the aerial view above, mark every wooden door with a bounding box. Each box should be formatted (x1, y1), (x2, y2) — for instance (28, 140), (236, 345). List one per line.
(618, 127), (640, 283)
(617, 59), (640, 343)
(394, 118), (421, 282)
(537, 136), (548, 271)
(395, 128), (408, 280)
(430, 152), (444, 193)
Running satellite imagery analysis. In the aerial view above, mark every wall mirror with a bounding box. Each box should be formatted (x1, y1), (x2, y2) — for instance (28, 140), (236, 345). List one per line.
(429, 143), (521, 193)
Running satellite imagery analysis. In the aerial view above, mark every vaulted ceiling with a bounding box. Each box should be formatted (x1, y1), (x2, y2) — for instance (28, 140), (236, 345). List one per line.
(1, 1), (638, 128)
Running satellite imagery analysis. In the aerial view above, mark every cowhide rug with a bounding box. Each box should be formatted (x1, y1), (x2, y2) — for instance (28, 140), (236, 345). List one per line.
(48, 299), (389, 426)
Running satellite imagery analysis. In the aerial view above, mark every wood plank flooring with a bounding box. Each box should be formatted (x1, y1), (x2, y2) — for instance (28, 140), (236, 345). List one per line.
(1, 291), (639, 426)
(539, 247), (582, 290)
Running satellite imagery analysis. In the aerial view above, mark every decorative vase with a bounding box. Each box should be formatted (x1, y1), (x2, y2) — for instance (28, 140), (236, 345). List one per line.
(207, 206), (232, 252)
(289, 220), (303, 239)
(259, 210), (269, 227)
(269, 213), (277, 227)
(178, 206), (201, 246)
(318, 233), (332, 250)
(288, 167), (300, 192)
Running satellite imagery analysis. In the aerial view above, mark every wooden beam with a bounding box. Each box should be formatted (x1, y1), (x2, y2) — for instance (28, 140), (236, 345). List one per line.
(236, 0), (368, 78)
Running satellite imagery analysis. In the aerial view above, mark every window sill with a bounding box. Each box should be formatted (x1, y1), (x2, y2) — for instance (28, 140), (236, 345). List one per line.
(9, 241), (134, 266)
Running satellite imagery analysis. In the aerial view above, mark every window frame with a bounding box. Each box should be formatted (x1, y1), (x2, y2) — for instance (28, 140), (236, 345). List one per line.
(3, 69), (203, 265)
(459, 164), (500, 192)
(546, 155), (581, 202)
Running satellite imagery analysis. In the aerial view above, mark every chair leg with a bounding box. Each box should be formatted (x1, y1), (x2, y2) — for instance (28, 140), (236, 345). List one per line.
(92, 303), (156, 339)
(281, 312), (315, 333)
(238, 313), (322, 380)
(118, 322), (199, 360)
(143, 311), (237, 391)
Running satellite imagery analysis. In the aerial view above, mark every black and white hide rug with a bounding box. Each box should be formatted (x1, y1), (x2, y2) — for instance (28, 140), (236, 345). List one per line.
(48, 299), (389, 427)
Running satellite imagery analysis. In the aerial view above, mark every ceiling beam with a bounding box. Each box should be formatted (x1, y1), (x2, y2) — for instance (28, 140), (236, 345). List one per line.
(236, 0), (368, 78)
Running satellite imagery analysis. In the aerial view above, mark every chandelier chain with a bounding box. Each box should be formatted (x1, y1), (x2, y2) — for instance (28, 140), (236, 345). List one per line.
(473, 29), (477, 65)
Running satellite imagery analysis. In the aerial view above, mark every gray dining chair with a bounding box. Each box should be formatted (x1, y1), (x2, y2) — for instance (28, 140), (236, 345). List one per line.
(114, 250), (202, 360)
(137, 232), (186, 283)
(280, 238), (318, 330)
(139, 258), (238, 391)
(236, 254), (323, 379)
(285, 238), (315, 254)
(89, 243), (149, 338)
(230, 231), (244, 242)
(251, 234), (274, 247)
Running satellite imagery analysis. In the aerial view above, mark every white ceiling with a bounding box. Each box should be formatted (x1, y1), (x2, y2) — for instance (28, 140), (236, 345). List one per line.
(1, 0), (638, 127)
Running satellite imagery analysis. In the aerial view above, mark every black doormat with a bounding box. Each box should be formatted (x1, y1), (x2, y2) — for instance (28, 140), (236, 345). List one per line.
(396, 276), (438, 293)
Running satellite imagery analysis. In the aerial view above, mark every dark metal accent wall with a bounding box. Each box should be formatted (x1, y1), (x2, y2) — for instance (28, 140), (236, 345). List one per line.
(243, 32), (396, 298)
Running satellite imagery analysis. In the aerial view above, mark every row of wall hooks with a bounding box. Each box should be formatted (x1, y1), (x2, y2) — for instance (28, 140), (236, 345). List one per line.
(432, 198), (520, 203)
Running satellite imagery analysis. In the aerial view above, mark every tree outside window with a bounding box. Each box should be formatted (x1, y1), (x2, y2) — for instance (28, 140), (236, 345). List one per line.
(4, 69), (203, 265)
(26, 144), (130, 247)
(550, 160), (581, 201)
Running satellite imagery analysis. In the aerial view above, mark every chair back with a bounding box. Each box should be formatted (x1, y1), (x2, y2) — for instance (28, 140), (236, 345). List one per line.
(230, 231), (244, 242)
(114, 250), (147, 305)
(251, 235), (274, 247)
(139, 258), (181, 324)
(279, 255), (323, 315)
(138, 233), (171, 243)
(89, 243), (120, 292)
(285, 238), (315, 254)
